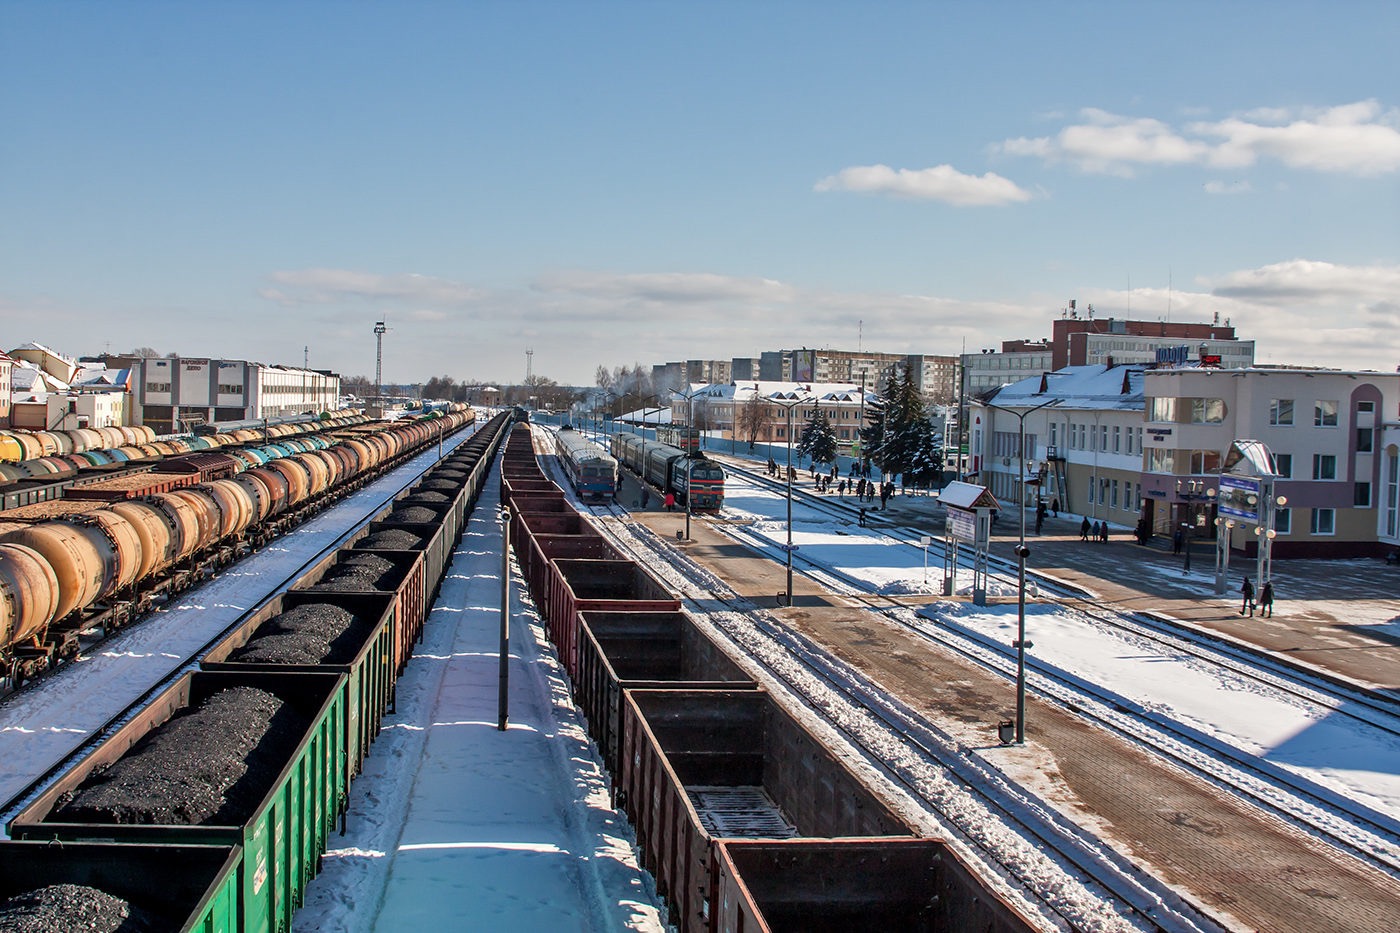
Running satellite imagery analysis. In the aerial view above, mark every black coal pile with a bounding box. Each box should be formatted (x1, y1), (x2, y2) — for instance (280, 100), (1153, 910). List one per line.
(359, 528), (425, 550)
(419, 478), (462, 491)
(52, 687), (308, 826)
(390, 506), (439, 523)
(402, 491), (450, 504)
(307, 553), (397, 592)
(0, 884), (159, 933)
(229, 603), (361, 664)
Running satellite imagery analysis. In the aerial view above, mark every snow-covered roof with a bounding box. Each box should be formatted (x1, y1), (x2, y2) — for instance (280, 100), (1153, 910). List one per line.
(982, 364), (1145, 413)
(9, 360), (70, 393)
(72, 367), (131, 388)
(687, 380), (875, 404)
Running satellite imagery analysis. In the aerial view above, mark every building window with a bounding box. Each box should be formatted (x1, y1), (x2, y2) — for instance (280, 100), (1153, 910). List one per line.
(1190, 398), (1226, 423)
(1110, 480), (1119, 509)
(1314, 400), (1338, 427)
(1357, 427), (1374, 452)
(1313, 454), (1337, 480)
(1358, 400), (1375, 414)
(1356, 482), (1372, 508)
(1269, 399), (1294, 426)
(1087, 478), (1096, 504)
(1148, 397), (1176, 422)
(1385, 454), (1399, 537)
(146, 382), (171, 393)
(1275, 508), (1291, 535)
(1274, 453), (1292, 478)
(1112, 426), (1121, 453)
(1310, 508), (1336, 535)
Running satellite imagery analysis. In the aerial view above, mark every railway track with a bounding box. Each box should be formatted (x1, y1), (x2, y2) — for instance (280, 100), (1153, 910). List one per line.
(685, 460), (1400, 880)
(526, 445), (1215, 931)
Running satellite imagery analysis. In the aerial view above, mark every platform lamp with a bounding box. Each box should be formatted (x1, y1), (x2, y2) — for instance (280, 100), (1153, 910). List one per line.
(678, 387), (702, 541)
(768, 394), (805, 607)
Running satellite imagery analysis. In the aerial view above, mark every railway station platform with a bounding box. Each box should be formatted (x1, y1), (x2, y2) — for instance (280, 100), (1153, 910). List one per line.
(623, 468), (1400, 933)
(295, 467), (664, 931)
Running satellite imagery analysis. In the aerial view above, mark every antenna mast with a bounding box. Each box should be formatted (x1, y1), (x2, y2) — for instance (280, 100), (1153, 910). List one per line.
(525, 347), (534, 383)
(374, 321), (387, 402)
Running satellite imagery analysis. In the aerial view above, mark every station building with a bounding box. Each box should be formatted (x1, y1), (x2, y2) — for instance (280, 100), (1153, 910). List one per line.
(668, 381), (873, 452)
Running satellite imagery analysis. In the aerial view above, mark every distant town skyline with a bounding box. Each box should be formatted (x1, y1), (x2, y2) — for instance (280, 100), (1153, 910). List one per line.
(2, 2), (1397, 386)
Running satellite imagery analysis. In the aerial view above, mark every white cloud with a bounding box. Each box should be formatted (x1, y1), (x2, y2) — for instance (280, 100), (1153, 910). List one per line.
(1190, 100), (1400, 176)
(814, 164), (1032, 206)
(260, 268), (482, 307)
(532, 270), (798, 305)
(1001, 101), (1400, 177)
(1203, 180), (1253, 195)
(999, 109), (1207, 176)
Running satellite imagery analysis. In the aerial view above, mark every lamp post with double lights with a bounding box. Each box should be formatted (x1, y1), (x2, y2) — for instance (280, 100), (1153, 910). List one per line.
(767, 393), (806, 607)
(985, 396), (1059, 746)
(678, 387), (702, 541)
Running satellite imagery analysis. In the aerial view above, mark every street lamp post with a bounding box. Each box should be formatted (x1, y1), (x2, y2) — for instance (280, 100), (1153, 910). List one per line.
(768, 394), (805, 607)
(678, 388), (701, 541)
(985, 397), (1059, 746)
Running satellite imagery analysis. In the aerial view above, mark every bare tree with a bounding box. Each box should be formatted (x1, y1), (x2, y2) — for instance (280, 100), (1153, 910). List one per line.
(737, 392), (766, 450)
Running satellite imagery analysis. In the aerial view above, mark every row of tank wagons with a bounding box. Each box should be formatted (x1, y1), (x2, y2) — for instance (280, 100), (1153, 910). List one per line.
(0, 410), (478, 679)
(0, 412), (515, 933)
(498, 425), (1035, 933)
(0, 410), (370, 484)
(608, 430), (726, 511)
(552, 425), (619, 502)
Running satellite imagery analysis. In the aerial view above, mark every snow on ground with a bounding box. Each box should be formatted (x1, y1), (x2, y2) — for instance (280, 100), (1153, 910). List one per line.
(716, 468), (1400, 825)
(295, 462), (664, 932)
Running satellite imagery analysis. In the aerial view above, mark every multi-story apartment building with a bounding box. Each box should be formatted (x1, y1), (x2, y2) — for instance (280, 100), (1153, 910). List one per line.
(132, 357), (340, 434)
(961, 311), (1250, 399)
(1142, 367), (1399, 557)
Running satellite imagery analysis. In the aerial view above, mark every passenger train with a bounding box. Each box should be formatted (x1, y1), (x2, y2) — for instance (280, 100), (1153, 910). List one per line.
(609, 431), (724, 511)
(553, 426), (618, 502)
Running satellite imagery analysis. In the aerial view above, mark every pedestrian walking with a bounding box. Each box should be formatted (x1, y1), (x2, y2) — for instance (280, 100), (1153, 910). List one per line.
(1099, 522), (1108, 543)
(1034, 511), (1044, 535)
(858, 507), (866, 527)
(640, 487), (650, 509)
(1051, 497), (1060, 518)
(1239, 576), (1254, 616)
(664, 491), (675, 512)
(1080, 517), (1091, 541)
(1258, 580), (1274, 618)
(1172, 528), (1183, 555)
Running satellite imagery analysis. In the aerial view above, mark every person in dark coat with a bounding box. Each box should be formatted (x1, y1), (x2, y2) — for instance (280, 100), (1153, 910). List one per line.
(1172, 528), (1183, 555)
(1240, 577), (1254, 616)
(1258, 580), (1274, 618)
(858, 507), (866, 527)
(1080, 517), (1091, 541)
(1099, 522), (1109, 543)
(1051, 497), (1060, 518)
(640, 487), (650, 509)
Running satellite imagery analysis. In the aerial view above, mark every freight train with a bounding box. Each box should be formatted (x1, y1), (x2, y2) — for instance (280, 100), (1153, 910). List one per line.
(1, 410), (514, 933)
(0, 407), (472, 687)
(609, 431), (724, 511)
(553, 425), (618, 502)
(500, 424), (1034, 933)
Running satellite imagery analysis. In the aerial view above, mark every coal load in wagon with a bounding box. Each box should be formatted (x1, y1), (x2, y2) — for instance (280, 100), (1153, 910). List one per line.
(307, 553), (397, 592)
(390, 506), (440, 523)
(51, 687), (308, 826)
(419, 478), (462, 492)
(228, 602), (361, 664)
(403, 491), (450, 504)
(360, 528), (425, 550)
(0, 883), (158, 933)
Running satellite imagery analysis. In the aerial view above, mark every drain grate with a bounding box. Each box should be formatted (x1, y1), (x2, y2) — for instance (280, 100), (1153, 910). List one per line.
(688, 786), (799, 838)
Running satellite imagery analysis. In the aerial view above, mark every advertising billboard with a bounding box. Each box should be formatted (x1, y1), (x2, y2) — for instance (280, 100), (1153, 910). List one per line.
(1217, 473), (1263, 524)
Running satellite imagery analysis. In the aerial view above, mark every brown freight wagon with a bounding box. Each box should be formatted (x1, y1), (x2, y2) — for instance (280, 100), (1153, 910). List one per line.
(712, 838), (1036, 933)
(575, 609), (756, 777)
(544, 558), (681, 680)
(521, 529), (618, 620)
(617, 688), (914, 933)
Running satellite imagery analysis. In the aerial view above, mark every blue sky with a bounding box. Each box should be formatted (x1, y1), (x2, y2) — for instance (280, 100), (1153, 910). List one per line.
(2, 1), (1397, 387)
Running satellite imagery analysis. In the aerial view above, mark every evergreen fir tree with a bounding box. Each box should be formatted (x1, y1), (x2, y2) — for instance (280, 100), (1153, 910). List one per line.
(806, 410), (839, 466)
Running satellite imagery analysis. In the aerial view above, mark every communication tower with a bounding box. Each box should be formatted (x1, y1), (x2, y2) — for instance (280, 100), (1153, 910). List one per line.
(374, 321), (388, 401)
(525, 347), (534, 383)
